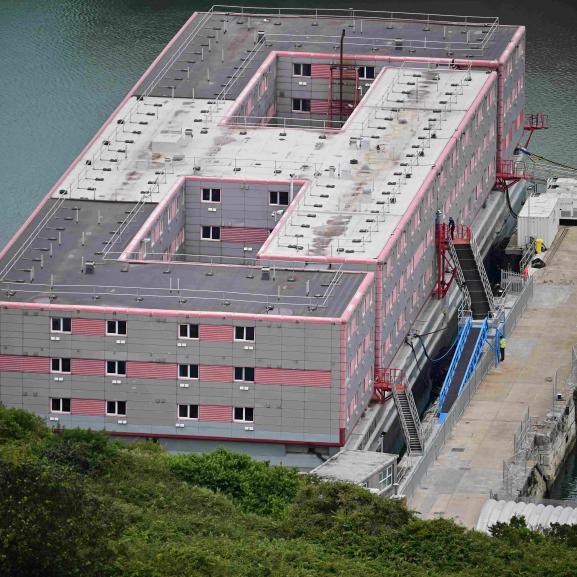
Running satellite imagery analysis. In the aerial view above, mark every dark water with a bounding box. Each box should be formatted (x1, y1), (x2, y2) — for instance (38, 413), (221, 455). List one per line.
(549, 447), (577, 501)
(1, 0), (577, 492)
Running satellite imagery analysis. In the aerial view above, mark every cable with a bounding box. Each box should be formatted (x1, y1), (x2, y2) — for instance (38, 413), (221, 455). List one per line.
(529, 153), (577, 173)
(416, 332), (458, 364)
(504, 181), (519, 219)
(413, 324), (450, 337)
(409, 340), (421, 372)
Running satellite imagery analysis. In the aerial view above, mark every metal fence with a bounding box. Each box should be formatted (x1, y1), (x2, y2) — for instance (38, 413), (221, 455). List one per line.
(498, 344), (577, 500)
(399, 274), (534, 500)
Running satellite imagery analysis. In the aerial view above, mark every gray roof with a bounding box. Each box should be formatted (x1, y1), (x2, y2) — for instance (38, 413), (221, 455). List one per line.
(311, 449), (396, 483)
(0, 199), (365, 318)
(134, 8), (518, 100)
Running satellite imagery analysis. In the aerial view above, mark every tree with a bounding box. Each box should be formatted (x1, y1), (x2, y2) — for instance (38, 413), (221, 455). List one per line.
(0, 459), (124, 577)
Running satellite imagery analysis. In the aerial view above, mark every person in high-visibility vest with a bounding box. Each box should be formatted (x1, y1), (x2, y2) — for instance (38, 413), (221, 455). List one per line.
(500, 335), (507, 362)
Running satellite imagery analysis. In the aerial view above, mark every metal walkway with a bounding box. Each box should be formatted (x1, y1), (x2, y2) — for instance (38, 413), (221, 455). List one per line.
(438, 316), (488, 422)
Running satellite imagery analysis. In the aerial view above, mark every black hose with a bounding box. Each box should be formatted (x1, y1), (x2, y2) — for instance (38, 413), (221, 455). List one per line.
(416, 333), (458, 364)
(504, 181), (519, 219)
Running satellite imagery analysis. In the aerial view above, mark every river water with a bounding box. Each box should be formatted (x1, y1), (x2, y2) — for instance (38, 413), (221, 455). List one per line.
(1, 0), (577, 493)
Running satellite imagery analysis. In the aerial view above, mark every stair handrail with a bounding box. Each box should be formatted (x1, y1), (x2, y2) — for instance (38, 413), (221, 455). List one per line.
(438, 315), (472, 415)
(447, 237), (472, 314)
(469, 233), (496, 316)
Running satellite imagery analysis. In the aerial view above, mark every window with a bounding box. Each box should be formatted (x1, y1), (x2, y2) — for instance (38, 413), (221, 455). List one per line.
(106, 400), (126, 416)
(51, 397), (71, 413)
(234, 367), (255, 382)
(106, 360), (126, 376)
(201, 188), (221, 203)
(51, 358), (71, 374)
(269, 190), (289, 206)
(293, 63), (311, 77)
(233, 406), (254, 422)
(378, 465), (394, 488)
(292, 98), (311, 112)
(178, 404), (199, 419)
(234, 326), (255, 341)
(179, 364), (199, 379)
(201, 226), (220, 240)
(357, 65), (375, 79)
(179, 323), (199, 339)
(106, 320), (127, 335)
(51, 317), (71, 333)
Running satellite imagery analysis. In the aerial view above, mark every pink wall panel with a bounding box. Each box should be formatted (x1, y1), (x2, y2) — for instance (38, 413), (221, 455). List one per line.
(0, 355), (49, 373)
(311, 64), (357, 79)
(220, 227), (269, 243)
(201, 365), (233, 382)
(199, 325), (233, 341)
(72, 358), (105, 376)
(72, 318), (106, 336)
(310, 100), (355, 115)
(199, 405), (232, 422)
(71, 398), (105, 416)
(255, 368), (331, 387)
(127, 361), (177, 379)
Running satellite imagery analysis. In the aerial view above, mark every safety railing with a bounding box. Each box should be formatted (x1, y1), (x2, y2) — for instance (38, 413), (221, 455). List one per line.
(457, 317), (489, 397)
(399, 273), (534, 500)
(470, 232), (496, 315)
(437, 316), (472, 414)
(212, 5), (499, 28)
(447, 237), (472, 313)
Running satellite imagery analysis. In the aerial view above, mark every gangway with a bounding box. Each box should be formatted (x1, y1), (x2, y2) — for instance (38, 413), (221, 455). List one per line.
(452, 227), (495, 320)
(438, 316), (489, 422)
(435, 221), (494, 320)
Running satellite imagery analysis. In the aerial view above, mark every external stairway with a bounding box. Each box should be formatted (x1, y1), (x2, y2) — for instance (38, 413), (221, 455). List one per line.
(451, 225), (495, 320)
(374, 369), (423, 454)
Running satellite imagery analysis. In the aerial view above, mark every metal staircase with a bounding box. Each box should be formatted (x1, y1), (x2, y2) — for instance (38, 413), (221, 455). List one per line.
(374, 369), (423, 454)
(452, 227), (495, 320)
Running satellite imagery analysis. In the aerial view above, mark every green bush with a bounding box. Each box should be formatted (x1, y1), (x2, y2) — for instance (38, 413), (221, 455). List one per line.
(0, 458), (124, 577)
(3, 410), (577, 577)
(168, 448), (301, 517)
(0, 405), (48, 443)
(34, 428), (121, 475)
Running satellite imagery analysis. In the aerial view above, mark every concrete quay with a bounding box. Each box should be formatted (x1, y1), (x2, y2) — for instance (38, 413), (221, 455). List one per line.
(409, 227), (577, 528)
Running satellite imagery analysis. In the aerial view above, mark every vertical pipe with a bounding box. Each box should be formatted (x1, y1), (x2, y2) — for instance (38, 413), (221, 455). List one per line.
(340, 29), (345, 125)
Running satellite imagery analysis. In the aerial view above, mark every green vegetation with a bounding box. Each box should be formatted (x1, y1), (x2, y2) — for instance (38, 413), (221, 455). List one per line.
(1, 405), (577, 577)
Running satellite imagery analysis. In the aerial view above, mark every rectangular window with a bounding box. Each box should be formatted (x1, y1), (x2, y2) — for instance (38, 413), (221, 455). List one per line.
(201, 188), (221, 203)
(179, 323), (199, 339)
(234, 367), (255, 382)
(292, 98), (311, 113)
(106, 320), (127, 336)
(51, 317), (71, 333)
(357, 65), (375, 79)
(51, 358), (71, 374)
(269, 190), (289, 206)
(106, 360), (126, 376)
(378, 465), (394, 487)
(178, 404), (199, 420)
(292, 63), (311, 77)
(233, 406), (254, 422)
(106, 400), (126, 416)
(51, 397), (71, 413)
(234, 326), (255, 341)
(179, 364), (199, 379)
(201, 226), (220, 240)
